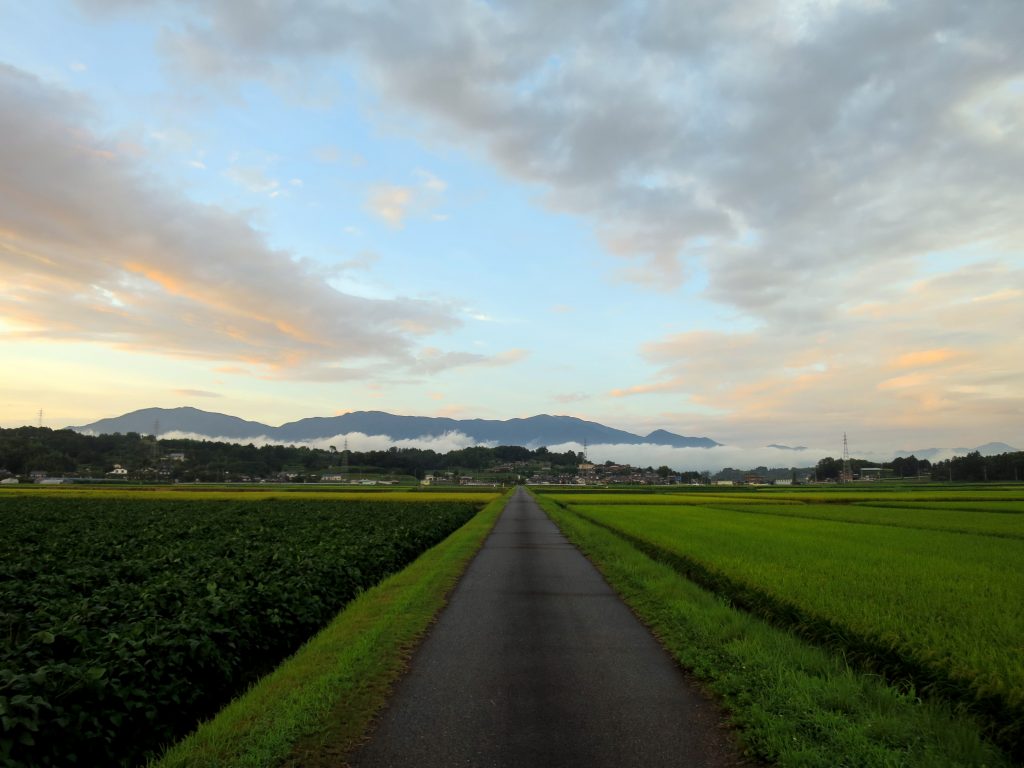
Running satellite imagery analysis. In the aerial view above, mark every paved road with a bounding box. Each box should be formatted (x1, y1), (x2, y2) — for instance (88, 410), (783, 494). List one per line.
(347, 487), (740, 767)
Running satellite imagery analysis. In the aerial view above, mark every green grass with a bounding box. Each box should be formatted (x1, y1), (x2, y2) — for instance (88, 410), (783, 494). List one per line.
(151, 492), (507, 768)
(536, 493), (1012, 767)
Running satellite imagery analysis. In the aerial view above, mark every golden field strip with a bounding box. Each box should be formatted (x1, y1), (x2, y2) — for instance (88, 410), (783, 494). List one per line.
(539, 486), (1024, 758)
(0, 486), (501, 504)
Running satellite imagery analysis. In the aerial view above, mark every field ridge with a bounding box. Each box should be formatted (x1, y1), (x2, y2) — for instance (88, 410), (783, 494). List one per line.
(702, 502), (1024, 540)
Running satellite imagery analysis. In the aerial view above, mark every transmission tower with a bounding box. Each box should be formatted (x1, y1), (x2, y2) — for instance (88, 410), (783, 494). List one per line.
(342, 438), (349, 484)
(38, 409), (43, 428)
(842, 432), (852, 483)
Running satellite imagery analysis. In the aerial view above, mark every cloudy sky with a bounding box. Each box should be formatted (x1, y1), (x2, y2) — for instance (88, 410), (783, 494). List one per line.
(1, 0), (1022, 457)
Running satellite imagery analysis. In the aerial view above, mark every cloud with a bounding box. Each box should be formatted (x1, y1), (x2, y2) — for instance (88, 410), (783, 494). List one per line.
(366, 170), (447, 227)
(27, 2), (1024, 452)
(548, 441), (850, 474)
(488, 348), (529, 366)
(312, 144), (340, 163)
(153, 428), (841, 471)
(313, 148), (367, 168)
(0, 65), (464, 382)
(224, 164), (280, 195)
(172, 388), (222, 398)
(608, 260), (1024, 448)
(338, 250), (380, 272)
(366, 184), (413, 227)
(553, 392), (590, 404)
(890, 348), (959, 369)
(98, 0), (1024, 316)
(412, 346), (528, 375)
(161, 429), (486, 454)
(415, 169), (447, 192)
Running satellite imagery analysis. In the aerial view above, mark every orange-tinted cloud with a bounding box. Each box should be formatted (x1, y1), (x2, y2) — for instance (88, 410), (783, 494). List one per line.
(0, 65), (470, 383)
(891, 348), (957, 369)
(608, 260), (1024, 446)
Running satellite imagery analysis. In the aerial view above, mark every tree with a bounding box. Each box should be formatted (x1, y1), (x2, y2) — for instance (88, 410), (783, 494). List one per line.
(815, 456), (841, 481)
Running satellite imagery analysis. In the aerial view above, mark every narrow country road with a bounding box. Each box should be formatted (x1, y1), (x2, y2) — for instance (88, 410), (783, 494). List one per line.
(347, 487), (741, 767)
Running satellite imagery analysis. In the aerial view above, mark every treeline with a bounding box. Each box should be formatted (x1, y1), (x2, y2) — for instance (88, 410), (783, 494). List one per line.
(813, 451), (1024, 482)
(0, 427), (582, 481)
(931, 451), (1024, 482)
(813, 455), (933, 480)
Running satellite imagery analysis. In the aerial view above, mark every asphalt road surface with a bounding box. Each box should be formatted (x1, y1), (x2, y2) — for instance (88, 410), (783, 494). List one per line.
(347, 487), (741, 767)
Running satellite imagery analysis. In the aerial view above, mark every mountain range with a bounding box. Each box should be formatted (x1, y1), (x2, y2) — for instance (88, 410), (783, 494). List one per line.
(69, 407), (721, 449)
(895, 442), (1019, 459)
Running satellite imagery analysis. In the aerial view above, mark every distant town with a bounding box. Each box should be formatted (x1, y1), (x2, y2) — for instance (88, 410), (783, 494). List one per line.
(2, 427), (1021, 486)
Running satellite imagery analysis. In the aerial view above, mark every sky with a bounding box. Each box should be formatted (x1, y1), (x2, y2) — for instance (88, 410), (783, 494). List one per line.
(1, 0), (1022, 464)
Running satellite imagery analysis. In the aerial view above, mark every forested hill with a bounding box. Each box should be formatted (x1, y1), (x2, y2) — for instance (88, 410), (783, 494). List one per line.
(0, 427), (582, 482)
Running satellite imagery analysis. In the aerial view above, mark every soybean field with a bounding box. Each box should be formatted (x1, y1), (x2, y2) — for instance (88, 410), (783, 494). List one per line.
(0, 490), (494, 767)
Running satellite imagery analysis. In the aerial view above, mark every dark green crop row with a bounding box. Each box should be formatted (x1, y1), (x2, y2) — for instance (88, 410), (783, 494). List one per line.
(0, 495), (480, 767)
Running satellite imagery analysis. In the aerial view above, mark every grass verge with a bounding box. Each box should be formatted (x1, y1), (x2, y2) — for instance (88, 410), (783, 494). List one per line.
(535, 493), (1012, 767)
(151, 492), (508, 768)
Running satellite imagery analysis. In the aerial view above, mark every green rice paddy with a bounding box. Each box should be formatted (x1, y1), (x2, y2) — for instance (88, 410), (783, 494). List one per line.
(537, 484), (1024, 760)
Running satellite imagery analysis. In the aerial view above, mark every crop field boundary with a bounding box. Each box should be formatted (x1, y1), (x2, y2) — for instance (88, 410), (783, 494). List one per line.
(542, 496), (1021, 758)
(533, 492), (1012, 767)
(700, 502), (1024, 540)
(151, 492), (509, 768)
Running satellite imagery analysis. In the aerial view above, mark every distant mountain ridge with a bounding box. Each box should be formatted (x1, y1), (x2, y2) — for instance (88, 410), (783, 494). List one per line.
(69, 407), (721, 449)
(895, 442), (1019, 459)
